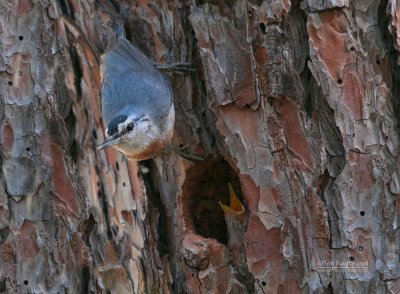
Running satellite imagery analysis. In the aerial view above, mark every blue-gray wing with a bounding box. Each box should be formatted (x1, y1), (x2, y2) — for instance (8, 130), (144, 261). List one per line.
(101, 38), (172, 125)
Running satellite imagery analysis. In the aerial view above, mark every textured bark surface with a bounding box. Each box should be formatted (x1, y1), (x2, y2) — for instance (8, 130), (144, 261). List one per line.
(1, 0), (400, 293)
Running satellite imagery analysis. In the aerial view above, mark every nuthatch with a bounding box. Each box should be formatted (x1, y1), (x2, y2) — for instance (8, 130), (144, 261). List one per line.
(97, 38), (175, 160)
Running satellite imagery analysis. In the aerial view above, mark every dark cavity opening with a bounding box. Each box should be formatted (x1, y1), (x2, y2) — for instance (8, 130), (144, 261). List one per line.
(182, 158), (243, 244)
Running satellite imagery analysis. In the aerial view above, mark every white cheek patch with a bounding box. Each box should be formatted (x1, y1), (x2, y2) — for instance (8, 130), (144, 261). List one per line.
(118, 123), (124, 133)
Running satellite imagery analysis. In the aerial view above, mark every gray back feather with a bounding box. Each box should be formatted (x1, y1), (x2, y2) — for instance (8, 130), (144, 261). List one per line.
(101, 38), (172, 125)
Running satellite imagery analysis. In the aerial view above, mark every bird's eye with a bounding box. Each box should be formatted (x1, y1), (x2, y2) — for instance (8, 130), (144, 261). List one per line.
(126, 122), (134, 131)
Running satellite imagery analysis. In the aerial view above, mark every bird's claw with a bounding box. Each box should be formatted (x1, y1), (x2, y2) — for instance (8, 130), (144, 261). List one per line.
(156, 62), (195, 73)
(163, 144), (204, 161)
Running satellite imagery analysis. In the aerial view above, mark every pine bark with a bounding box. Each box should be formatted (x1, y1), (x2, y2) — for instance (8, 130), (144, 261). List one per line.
(1, 0), (400, 293)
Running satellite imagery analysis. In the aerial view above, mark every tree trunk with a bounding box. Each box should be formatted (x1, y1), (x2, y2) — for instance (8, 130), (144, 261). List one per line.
(1, 0), (399, 293)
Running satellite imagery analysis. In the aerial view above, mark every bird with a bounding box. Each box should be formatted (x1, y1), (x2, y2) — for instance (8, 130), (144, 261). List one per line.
(97, 37), (175, 160)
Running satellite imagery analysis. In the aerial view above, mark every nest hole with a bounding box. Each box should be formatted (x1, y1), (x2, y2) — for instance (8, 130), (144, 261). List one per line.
(182, 158), (243, 244)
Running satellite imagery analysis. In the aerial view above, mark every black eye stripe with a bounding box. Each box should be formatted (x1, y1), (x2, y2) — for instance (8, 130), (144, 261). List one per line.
(108, 116), (148, 136)
(107, 115), (128, 136)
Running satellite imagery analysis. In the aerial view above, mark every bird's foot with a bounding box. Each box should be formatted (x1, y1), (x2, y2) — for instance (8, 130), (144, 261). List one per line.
(155, 62), (195, 73)
(163, 144), (204, 161)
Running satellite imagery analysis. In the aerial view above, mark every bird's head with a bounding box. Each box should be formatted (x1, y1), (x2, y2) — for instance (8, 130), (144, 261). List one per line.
(97, 113), (155, 153)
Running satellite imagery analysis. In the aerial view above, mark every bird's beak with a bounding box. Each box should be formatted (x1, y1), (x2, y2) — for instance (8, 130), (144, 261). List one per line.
(97, 135), (122, 150)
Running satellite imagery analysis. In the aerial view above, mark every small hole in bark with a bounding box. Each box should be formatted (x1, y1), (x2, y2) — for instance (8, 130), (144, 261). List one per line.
(8, 81), (13, 86)
(259, 23), (266, 34)
(360, 211), (365, 216)
(25, 147), (30, 152)
(18, 36), (24, 41)
(337, 79), (343, 84)
(0, 277), (5, 291)
(305, 93), (314, 118)
(122, 182), (126, 187)
(376, 57), (381, 65)
(70, 140), (79, 163)
(350, 46), (355, 51)
(182, 158), (243, 245)
(80, 266), (90, 293)
(23, 280), (28, 285)
(92, 129), (97, 140)
(358, 245), (364, 251)
(385, 135), (388, 139)
(327, 283), (333, 292)
(352, 133), (355, 138)
(349, 256), (355, 261)
(0, 226), (10, 244)
(116, 161), (119, 171)
(262, 281), (266, 286)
